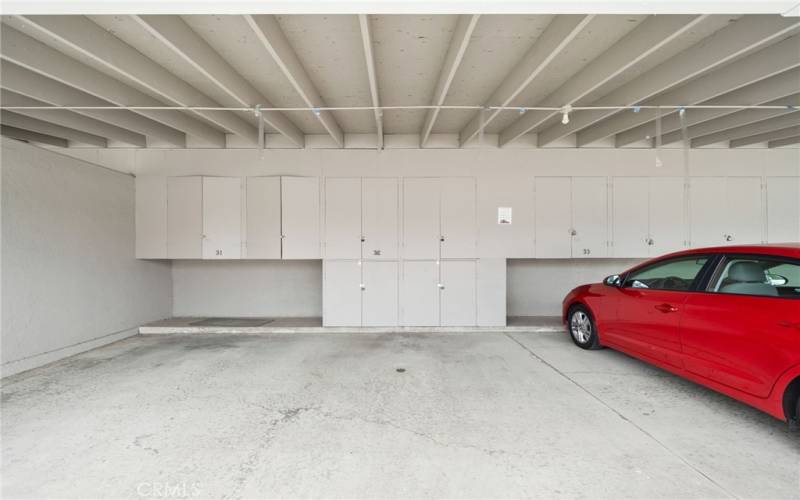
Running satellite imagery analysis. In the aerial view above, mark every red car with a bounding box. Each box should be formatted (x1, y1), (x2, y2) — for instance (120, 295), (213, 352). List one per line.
(562, 244), (800, 426)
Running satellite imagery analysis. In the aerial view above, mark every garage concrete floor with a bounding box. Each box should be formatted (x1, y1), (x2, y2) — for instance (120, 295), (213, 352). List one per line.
(2, 332), (798, 499)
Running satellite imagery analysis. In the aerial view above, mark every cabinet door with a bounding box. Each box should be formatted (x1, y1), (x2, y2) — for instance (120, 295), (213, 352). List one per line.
(362, 178), (399, 260)
(167, 176), (202, 259)
(325, 177), (362, 259)
(202, 177), (242, 259)
(281, 177), (321, 259)
(726, 177), (762, 245)
(135, 176), (167, 258)
(362, 261), (399, 326)
(323, 260), (362, 326)
(440, 260), (476, 326)
(535, 177), (572, 257)
(400, 261), (439, 326)
(441, 177), (476, 258)
(649, 177), (685, 255)
(611, 177), (649, 257)
(403, 178), (440, 259)
(245, 177), (282, 259)
(476, 258), (506, 327)
(766, 176), (800, 242)
(571, 177), (607, 258)
(690, 177), (727, 247)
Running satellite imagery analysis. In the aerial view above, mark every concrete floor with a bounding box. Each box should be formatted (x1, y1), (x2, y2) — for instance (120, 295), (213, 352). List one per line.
(2, 332), (798, 499)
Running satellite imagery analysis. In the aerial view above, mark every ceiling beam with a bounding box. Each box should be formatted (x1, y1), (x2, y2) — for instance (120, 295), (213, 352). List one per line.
(498, 14), (706, 147)
(10, 15), (257, 144)
(420, 14), (479, 147)
(0, 25), (209, 146)
(536, 15), (800, 146)
(1, 90), (147, 147)
(732, 125), (800, 147)
(581, 35), (800, 146)
(617, 68), (800, 146)
(131, 15), (304, 147)
(768, 135), (800, 147)
(244, 14), (344, 147)
(1, 125), (68, 147)
(1, 110), (107, 147)
(459, 15), (593, 146)
(357, 14), (383, 149)
(692, 112), (800, 147)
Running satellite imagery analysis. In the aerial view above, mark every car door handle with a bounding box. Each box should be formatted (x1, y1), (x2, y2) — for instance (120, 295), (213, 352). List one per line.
(654, 303), (679, 313)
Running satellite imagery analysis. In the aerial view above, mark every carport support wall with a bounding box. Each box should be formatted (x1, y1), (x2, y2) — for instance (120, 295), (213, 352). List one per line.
(1, 138), (172, 377)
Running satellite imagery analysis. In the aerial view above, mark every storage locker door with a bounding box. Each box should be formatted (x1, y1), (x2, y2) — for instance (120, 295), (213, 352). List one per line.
(323, 260), (362, 326)
(362, 261), (399, 326)
(440, 260), (476, 326)
(362, 178), (399, 260)
(572, 177), (607, 258)
(402, 178), (440, 259)
(766, 176), (800, 242)
(476, 258), (506, 327)
(281, 177), (321, 259)
(202, 177), (242, 259)
(690, 177), (726, 247)
(727, 177), (763, 245)
(441, 177), (477, 258)
(400, 261), (439, 326)
(167, 176), (202, 259)
(535, 177), (572, 257)
(136, 176), (167, 258)
(324, 177), (362, 259)
(649, 177), (685, 256)
(612, 177), (649, 257)
(245, 177), (282, 259)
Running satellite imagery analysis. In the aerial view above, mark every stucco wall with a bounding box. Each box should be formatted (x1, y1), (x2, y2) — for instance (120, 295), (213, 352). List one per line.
(1, 138), (172, 376)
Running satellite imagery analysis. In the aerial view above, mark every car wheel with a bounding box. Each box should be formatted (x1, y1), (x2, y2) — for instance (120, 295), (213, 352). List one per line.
(568, 305), (601, 350)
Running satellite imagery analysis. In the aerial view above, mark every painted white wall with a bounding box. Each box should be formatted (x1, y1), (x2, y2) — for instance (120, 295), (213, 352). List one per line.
(1, 138), (172, 376)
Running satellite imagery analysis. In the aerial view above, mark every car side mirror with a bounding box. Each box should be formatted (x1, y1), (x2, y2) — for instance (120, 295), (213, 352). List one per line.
(604, 274), (621, 287)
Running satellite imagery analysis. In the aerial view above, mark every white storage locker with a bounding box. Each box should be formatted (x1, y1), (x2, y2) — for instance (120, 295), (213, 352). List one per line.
(612, 177), (649, 257)
(441, 177), (477, 258)
(649, 177), (685, 255)
(535, 177), (572, 257)
(281, 177), (321, 259)
(135, 176), (167, 258)
(400, 260), (440, 326)
(362, 178), (399, 260)
(476, 259), (506, 327)
(202, 177), (242, 259)
(690, 177), (727, 247)
(167, 176), (202, 259)
(245, 176), (282, 259)
(440, 260), (476, 326)
(766, 176), (800, 242)
(362, 261), (399, 326)
(325, 177), (362, 259)
(323, 260), (362, 326)
(726, 177), (762, 245)
(571, 177), (607, 258)
(403, 178), (441, 259)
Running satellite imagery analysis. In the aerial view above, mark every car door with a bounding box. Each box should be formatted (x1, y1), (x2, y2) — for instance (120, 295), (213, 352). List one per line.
(604, 255), (712, 368)
(680, 254), (800, 397)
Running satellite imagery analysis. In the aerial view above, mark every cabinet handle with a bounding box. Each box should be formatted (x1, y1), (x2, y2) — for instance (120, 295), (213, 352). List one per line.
(569, 229), (577, 236)
(440, 236), (445, 242)
(724, 234), (733, 242)
(360, 284), (365, 290)
(645, 237), (654, 246)
(438, 283), (445, 289)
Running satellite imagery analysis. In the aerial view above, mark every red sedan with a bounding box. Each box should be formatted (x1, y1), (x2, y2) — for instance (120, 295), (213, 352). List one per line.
(562, 244), (800, 426)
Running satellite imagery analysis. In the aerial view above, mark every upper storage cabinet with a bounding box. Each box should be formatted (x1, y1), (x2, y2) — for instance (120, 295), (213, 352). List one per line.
(690, 177), (763, 247)
(766, 176), (800, 243)
(135, 176), (167, 259)
(245, 176), (282, 259)
(202, 177), (242, 259)
(167, 176), (203, 259)
(324, 177), (362, 259)
(362, 178), (399, 260)
(281, 176), (321, 259)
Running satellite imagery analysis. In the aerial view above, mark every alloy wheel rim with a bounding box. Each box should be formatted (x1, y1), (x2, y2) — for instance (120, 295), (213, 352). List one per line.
(570, 311), (592, 344)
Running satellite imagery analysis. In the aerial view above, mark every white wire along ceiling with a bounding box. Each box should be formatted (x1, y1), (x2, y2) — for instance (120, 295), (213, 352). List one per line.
(0, 14), (799, 149)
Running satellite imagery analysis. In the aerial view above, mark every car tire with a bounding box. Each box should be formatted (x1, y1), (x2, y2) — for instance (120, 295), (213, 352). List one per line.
(568, 305), (602, 350)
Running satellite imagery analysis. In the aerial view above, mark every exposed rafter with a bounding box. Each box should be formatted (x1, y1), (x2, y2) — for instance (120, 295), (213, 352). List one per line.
(692, 112), (800, 147)
(1, 125), (68, 147)
(498, 14), (706, 147)
(357, 14), (383, 149)
(132, 15), (304, 147)
(732, 125), (800, 147)
(243, 14), (344, 147)
(617, 68), (800, 146)
(768, 135), (800, 147)
(536, 15), (800, 146)
(459, 15), (593, 146)
(580, 35), (800, 146)
(420, 14), (479, 147)
(1, 110), (107, 147)
(10, 15), (258, 144)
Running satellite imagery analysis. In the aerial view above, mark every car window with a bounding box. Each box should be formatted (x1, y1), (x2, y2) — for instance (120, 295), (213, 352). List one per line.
(709, 257), (800, 298)
(623, 256), (709, 291)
